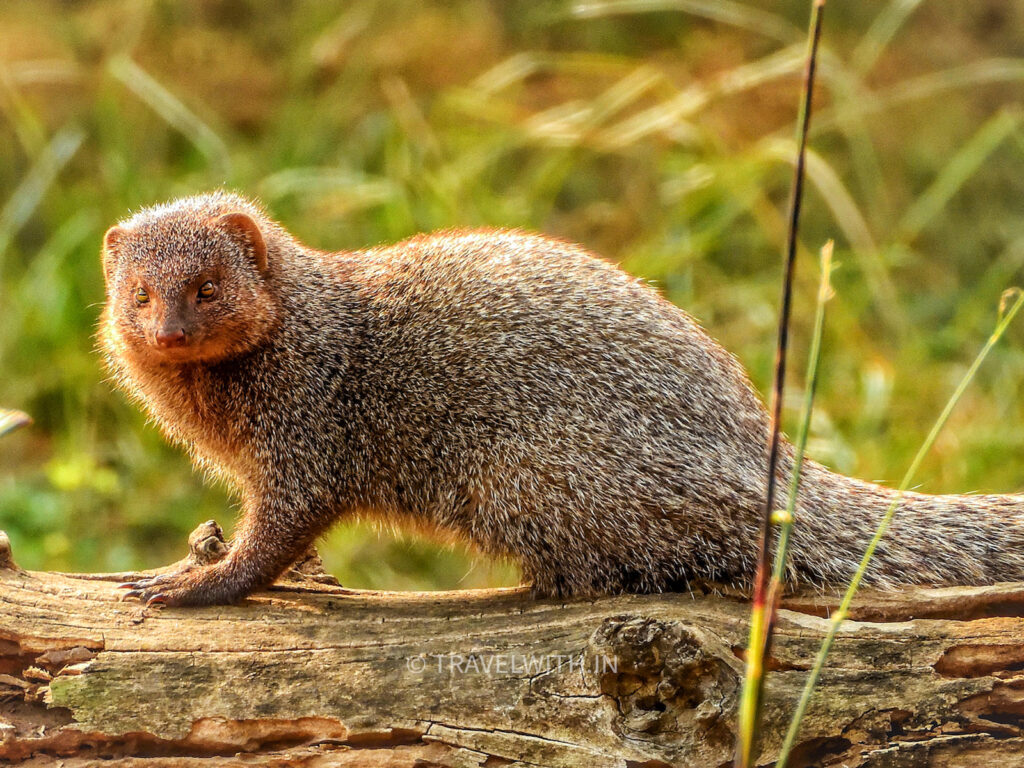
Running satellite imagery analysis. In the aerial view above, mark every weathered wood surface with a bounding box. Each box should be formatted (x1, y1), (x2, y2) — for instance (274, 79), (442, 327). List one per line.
(3, 526), (1024, 767)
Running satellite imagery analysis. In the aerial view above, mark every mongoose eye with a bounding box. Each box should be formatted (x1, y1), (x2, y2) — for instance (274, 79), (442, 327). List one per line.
(197, 281), (216, 300)
(135, 287), (150, 305)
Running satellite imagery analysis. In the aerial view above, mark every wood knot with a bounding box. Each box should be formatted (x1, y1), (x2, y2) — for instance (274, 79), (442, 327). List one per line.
(0, 531), (17, 571)
(287, 547), (341, 586)
(588, 615), (739, 748)
(187, 520), (230, 565)
(183, 520), (338, 585)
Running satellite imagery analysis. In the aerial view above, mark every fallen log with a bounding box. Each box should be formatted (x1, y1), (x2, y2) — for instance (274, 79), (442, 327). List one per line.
(3, 524), (1024, 767)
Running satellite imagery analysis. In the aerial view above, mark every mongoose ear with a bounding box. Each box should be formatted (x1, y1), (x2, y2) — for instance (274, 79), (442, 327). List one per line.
(217, 212), (268, 274)
(101, 226), (125, 284)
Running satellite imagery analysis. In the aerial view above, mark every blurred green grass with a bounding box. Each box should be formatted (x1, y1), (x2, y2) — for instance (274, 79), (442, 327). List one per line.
(1, 0), (1022, 589)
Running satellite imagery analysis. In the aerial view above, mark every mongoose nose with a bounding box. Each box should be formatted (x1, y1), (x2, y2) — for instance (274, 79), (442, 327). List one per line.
(155, 329), (187, 348)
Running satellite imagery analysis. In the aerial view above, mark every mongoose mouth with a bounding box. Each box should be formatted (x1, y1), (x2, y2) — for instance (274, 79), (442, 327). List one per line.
(144, 336), (214, 364)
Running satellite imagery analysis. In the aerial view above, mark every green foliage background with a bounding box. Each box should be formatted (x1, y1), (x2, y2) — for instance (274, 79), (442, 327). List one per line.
(1, 0), (1022, 590)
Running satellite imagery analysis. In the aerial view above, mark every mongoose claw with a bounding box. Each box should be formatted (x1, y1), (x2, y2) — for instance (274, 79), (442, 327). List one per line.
(118, 587), (169, 610)
(117, 580), (155, 590)
(117, 570), (187, 602)
(119, 585), (169, 606)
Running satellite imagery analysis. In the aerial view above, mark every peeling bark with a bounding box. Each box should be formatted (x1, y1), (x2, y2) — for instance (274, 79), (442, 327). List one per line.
(3, 524), (1024, 767)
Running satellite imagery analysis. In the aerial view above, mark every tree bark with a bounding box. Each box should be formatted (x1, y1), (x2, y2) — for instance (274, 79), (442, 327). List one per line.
(3, 524), (1024, 767)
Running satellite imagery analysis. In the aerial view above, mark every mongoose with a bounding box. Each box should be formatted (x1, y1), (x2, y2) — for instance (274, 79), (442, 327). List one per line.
(101, 191), (1024, 606)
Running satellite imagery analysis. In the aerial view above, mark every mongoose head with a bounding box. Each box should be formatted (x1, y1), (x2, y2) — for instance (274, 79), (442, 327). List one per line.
(100, 192), (281, 367)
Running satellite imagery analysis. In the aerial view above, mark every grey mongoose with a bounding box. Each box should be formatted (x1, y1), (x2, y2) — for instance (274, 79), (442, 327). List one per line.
(100, 191), (1024, 606)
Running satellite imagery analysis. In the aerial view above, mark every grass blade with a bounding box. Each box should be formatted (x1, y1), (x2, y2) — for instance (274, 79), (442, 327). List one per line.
(108, 54), (231, 180)
(769, 241), (834, 592)
(898, 109), (1020, 243)
(851, 0), (926, 75)
(259, 168), (401, 209)
(571, 0), (800, 44)
(603, 44), (804, 148)
(815, 58), (1024, 135)
(0, 61), (48, 157)
(734, 3), (825, 766)
(759, 140), (905, 333)
(0, 124), (85, 269)
(0, 410), (32, 439)
(775, 287), (1024, 767)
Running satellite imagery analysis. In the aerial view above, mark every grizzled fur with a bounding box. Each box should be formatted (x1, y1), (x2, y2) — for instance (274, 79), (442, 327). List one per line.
(100, 191), (1024, 606)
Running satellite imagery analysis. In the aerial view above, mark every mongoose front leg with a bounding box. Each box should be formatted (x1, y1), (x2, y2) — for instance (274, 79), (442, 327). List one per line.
(121, 493), (329, 606)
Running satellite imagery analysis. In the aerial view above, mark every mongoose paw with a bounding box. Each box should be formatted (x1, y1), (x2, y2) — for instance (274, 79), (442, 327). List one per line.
(118, 564), (248, 606)
(119, 567), (196, 606)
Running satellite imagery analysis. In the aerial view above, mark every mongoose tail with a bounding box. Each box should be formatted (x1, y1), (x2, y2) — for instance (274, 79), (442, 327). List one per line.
(788, 459), (1024, 588)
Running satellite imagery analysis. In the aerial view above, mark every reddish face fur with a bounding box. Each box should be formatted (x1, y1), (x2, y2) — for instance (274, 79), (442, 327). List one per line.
(101, 203), (278, 367)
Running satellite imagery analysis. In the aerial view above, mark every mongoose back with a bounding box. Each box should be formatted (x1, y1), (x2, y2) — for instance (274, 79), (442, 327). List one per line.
(100, 191), (1024, 605)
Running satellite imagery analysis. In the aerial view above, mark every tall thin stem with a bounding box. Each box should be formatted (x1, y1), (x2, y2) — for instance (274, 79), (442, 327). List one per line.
(733, 2), (826, 767)
(764, 241), (833, 615)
